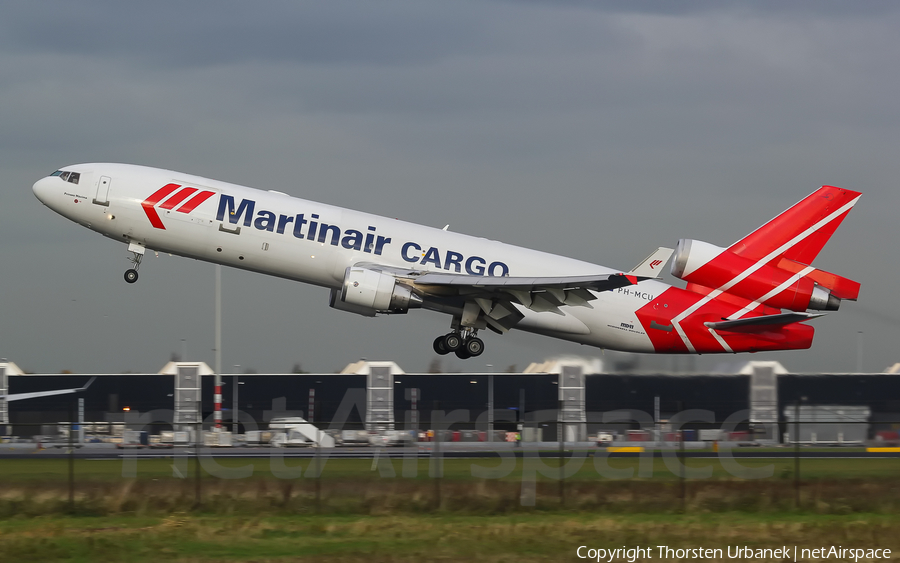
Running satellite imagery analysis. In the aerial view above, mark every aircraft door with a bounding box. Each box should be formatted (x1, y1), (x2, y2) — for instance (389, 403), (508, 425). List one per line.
(93, 176), (111, 206)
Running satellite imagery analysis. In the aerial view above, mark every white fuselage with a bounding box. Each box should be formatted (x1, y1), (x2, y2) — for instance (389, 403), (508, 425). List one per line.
(33, 163), (665, 353)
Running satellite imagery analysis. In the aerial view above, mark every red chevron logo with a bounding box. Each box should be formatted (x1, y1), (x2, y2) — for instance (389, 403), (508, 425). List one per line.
(649, 259), (663, 270)
(141, 184), (216, 229)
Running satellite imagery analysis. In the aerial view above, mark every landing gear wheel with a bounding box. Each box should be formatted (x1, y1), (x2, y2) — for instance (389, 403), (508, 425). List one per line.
(443, 333), (462, 351)
(433, 336), (449, 355)
(465, 337), (484, 357)
(455, 347), (472, 360)
(124, 244), (144, 284)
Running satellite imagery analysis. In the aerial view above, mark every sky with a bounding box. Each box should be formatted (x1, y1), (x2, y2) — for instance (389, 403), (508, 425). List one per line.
(1, 1), (898, 375)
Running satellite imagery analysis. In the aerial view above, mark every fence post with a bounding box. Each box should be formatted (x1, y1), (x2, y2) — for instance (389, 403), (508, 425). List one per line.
(678, 401), (685, 513)
(68, 402), (74, 511)
(794, 400), (800, 509)
(558, 399), (564, 506)
(313, 438), (325, 514)
(432, 400), (441, 510)
(195, 401), (202, 509)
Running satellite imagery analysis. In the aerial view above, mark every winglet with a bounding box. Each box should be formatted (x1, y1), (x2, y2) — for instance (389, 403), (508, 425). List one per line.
(628, 247), (674, 279)
(78, 376), (97, 392)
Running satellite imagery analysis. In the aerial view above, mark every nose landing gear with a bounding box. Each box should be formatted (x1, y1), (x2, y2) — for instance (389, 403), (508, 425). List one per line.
(124, 241), (145, 284)
(432, 329), (484, 359)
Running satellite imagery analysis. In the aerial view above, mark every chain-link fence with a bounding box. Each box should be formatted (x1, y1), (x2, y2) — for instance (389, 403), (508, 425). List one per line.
(2, 395), (899, 515)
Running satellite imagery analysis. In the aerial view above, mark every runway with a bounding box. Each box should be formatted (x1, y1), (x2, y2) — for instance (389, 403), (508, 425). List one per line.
(1, 442), (897, 460)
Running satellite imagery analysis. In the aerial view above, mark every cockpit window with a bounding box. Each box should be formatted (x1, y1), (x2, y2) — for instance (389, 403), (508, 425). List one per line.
(54, 171), (80, 184)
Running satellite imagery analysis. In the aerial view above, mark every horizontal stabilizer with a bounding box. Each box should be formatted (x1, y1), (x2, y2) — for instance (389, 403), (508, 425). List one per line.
(628, 247), (674, 279)
(773, 258), (861, 301)
(705, 312), (825, 332)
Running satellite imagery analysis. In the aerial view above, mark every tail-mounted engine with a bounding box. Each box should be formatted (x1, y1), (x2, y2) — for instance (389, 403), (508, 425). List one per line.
(670, 239), (857, 312)
(329, 266), (423, 317)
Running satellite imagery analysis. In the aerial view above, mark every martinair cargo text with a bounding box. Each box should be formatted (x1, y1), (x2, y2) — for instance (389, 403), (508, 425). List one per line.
(33, 164), (860, 359)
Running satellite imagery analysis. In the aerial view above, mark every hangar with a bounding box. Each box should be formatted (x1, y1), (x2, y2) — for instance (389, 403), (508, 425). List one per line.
(2, 358), (898, 444)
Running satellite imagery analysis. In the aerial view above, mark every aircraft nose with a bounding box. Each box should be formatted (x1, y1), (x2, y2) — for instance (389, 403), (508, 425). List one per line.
(32, 176), (55, 204)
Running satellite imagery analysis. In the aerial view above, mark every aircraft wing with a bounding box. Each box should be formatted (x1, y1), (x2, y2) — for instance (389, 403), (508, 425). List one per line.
(413, 271), (640, 291)
(411, 246), (671, 296)
(0, 377), (96, 402)
(355, 248), (673, 331)
(413, 271), (637, 316)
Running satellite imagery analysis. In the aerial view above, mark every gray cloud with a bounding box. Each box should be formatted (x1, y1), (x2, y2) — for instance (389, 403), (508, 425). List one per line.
(0, 1), (488, 67)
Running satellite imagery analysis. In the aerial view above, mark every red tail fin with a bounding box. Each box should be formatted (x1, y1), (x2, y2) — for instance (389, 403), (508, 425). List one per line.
(727, 186), (861, 301)
(671, 186), (861, 308)
(728, 186), (861, 264)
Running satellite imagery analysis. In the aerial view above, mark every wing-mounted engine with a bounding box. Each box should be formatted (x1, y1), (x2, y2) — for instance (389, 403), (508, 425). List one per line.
(670, 238), (857, 312)
(329, 266), (423, 317)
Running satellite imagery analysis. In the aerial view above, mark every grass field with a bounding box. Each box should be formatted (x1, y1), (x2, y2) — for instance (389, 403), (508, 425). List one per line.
(0, 457), (899, 515)
(2, 513), (899, 562)
(1, 455), (899, 481)
(2, 457), (899, 561)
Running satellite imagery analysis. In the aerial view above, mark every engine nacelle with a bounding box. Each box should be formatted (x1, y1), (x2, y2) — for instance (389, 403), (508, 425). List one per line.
(670, 239), (727, 280)
(329, 267), (423, 317)
(671, 239), (840, 311)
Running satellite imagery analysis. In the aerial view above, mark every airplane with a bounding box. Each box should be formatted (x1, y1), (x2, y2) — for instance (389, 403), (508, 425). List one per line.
(32, 164), (860, 359)
(0, 377), (96, 402)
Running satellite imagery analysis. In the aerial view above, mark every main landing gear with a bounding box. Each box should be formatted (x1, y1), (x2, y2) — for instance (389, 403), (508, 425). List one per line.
(432, 329), (484, 360)
(123, 242), (145, 284)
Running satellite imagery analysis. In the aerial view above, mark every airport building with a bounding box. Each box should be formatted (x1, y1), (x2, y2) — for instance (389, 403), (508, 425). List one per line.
(3, 358), (899, 445)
